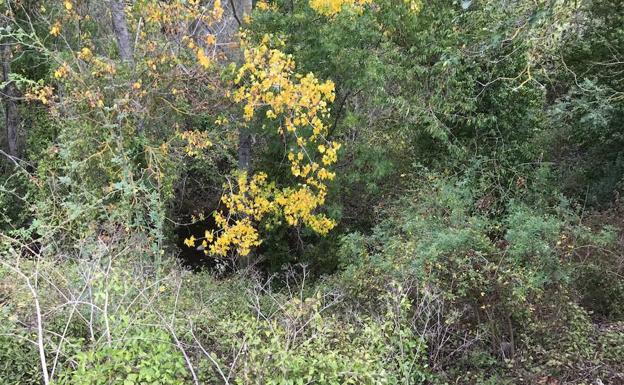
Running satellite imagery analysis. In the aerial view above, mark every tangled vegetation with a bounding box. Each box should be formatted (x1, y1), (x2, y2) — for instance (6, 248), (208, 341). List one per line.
(0, 0), (623, 384)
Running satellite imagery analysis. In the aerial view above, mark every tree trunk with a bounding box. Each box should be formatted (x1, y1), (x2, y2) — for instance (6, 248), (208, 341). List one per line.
(238, 129), (252, 172)
(227, 0), (253, 26)
(236, 0), (254, 268)
(237, 0), (253, 20)
(110, 0), (133, 63)
(2, 42), (19, 158)
(234, 0), (253, 173)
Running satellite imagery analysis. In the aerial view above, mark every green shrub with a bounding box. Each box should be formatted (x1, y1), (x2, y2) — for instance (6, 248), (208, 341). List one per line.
(0, 307), (41, 385)
(57, 325), (190, 385)
(211, 289), (431, 385)
(597, 324), (624, 369)
(333, 170), (622, 381)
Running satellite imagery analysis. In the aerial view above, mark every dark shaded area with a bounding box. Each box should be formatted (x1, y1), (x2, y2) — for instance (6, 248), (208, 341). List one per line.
(175, 217), (220, 272)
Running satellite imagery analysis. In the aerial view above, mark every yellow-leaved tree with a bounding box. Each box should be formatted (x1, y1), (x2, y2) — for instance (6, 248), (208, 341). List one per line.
(308, 0), (422, 16)
(186, 34), (341, 257)
(308, 0), (373, 16)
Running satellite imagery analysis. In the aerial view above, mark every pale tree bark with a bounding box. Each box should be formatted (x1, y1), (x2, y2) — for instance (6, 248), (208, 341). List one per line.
(110, 0), (133, 63)
(216, 0), (253, 60)
(225, 0), (253, 28)
(232, 0), (253, 173)
(2, 41), (19, 158)
(235, 0), (253, 21)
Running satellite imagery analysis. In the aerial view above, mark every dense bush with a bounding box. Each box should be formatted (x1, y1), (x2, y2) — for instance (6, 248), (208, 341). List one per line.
(334, 170), (624, 382)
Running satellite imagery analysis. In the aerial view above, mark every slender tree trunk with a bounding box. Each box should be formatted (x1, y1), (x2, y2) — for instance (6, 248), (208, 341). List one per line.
(234, 0), (253, 173)
(2, 41), (19, 157)
(110, 0), (133, 63)
(235, 0), (254, 268)
(237, 0), (253, 20)
(238, 129), (252, 172)
(227, 0), (253, 26)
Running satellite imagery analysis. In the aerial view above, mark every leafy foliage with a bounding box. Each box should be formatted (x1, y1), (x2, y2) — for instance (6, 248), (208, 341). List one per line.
(0, 0), (623, 384)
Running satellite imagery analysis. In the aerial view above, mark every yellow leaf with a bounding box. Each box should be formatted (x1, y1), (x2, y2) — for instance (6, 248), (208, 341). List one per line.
(183, 235), (196, 247)
(50, 22), (61, 37)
